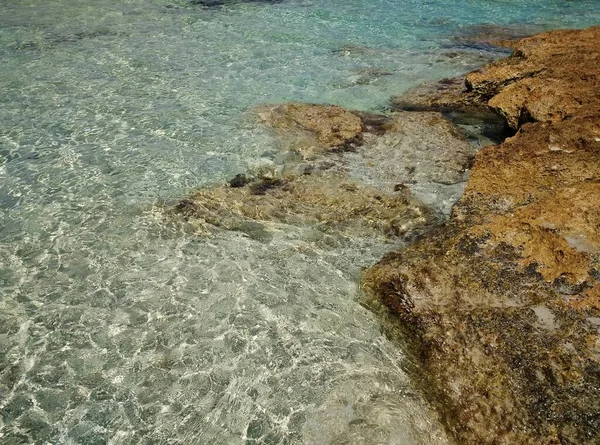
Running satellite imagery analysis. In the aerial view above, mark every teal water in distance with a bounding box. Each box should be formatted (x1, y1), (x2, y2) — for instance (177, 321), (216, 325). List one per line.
(1, 1), (600, 443)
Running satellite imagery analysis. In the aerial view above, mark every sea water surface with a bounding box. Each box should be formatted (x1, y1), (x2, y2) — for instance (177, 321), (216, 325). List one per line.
(1, 1), (600, 443)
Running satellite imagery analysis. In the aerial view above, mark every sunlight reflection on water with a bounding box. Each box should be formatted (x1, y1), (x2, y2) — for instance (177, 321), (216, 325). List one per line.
(1, 0), (600, 443)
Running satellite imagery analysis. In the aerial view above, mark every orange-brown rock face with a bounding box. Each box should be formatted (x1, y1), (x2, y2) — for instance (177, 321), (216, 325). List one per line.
(364, 26), (600, 444)
(465, 27), (600, 129)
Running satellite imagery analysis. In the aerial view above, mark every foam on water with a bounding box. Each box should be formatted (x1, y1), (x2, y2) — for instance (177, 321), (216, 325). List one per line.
(1, 0), (600, 443)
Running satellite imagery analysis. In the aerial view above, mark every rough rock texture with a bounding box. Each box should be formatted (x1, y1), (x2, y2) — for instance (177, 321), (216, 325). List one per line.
(363, 26), (600, 444)
(255, 103), (366, 155)
(176, 172), (431, 241)
(465, 27), (600, 129)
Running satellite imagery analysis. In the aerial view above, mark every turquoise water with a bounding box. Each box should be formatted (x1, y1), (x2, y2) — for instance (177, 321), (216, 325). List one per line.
(1, 1), (600, 443)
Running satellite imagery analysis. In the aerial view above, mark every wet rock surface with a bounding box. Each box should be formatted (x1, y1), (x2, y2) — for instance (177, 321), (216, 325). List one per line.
(465, 26), (600, 129)
(363, 26), (600, 444)
(352, 112), (477, 215)
(254, 103), (367, 155)
(391, 76), (488, 116)
(391, 77), (514, 149)
(177, 172), (432, 241)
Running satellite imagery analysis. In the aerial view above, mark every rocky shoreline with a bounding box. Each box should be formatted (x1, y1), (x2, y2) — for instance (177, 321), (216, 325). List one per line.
(173, 25), (600, 444)
(364, 26), (600, 444)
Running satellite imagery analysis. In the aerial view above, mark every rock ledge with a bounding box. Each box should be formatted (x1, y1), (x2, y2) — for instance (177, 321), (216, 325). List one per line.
(363, 26), (600, 444)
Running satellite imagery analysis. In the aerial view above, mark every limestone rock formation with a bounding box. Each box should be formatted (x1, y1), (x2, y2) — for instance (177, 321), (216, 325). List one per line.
(465, 26), (600, 129)
(254, 103), (366, 155)
(364, 26), (600, 444)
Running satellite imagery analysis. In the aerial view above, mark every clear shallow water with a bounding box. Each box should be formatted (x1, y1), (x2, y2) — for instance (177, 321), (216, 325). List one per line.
(1, 0), (600, 443)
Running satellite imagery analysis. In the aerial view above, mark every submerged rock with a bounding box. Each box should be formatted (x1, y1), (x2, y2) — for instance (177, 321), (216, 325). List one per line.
(391, 77), (513, 147)
(363, 26), (600, 444)
(391, 76), (486, 114)
(449, 23), (549, 49)
(350, 111), (477, 215)
(14, 29), (128, 51)
(173, 104), (477, 243)
(190, 0), (282, 7)
(175, 171), (431, 241)
(343, 67), (395, 87)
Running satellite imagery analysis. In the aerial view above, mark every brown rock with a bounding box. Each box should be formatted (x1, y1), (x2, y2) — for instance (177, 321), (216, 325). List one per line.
(363, 233), (600, 444)
(461, 114), (600, 212)
(466, 26), (600, 129)
(256, 102), (365, 154)
(391, 76), (486, 114)
(175, 171), (431, 241)
(469, 182), (600, 283)
(364, 26), (600, 444)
